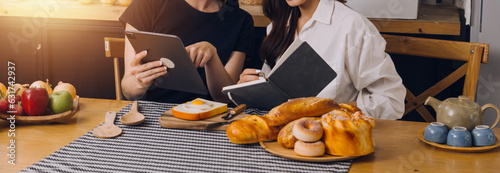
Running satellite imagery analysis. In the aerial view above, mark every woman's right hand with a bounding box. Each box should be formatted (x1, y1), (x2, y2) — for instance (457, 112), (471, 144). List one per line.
(238, 68), (263, 84)
(129, 50), (168, 88)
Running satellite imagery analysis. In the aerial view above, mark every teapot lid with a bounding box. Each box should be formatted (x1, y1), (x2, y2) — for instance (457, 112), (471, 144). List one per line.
(445, 96), (478, 108)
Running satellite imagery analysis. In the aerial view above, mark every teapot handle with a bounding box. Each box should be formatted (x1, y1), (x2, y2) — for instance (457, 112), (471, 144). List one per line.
(481, 103), (500, 128)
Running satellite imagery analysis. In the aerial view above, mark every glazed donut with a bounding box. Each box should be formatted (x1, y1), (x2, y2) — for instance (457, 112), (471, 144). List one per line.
(294, 141), (325, 157)
(293, 119), (323, 142)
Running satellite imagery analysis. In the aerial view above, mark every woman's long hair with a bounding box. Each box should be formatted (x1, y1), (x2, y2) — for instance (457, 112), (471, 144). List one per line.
(260, 0), (346, 68)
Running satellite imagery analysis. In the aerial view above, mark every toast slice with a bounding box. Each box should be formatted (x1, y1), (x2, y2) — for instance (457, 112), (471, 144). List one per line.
(171, 98), (227, 120)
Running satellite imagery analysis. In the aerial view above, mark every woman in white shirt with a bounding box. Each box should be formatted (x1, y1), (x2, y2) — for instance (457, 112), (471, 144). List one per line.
(239, 0), (406, 119)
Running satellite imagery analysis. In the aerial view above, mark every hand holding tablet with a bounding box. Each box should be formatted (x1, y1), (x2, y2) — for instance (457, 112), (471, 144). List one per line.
(125, 30), (208, 95)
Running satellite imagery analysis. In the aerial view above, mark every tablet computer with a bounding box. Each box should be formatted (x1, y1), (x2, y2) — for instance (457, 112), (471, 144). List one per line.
(125, 30), (208, 95)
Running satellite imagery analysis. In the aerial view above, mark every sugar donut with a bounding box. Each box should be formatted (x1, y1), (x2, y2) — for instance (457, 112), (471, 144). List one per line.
(293, 119), (323, 142)
(294, 141), (325, 157)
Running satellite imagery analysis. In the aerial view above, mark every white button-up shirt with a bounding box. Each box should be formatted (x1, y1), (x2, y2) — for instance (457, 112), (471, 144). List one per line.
(262, 0), (406, 119)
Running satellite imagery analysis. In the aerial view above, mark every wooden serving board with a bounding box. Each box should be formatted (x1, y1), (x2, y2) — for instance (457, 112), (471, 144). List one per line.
(259, 141), (360, 162)
(159, 110), (250, 131)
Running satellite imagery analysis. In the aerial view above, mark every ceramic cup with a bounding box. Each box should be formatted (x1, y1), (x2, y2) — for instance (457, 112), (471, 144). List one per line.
(424, 122), (448, 144)
(472, 125), (496, 146)
(447, 126), (472, 147)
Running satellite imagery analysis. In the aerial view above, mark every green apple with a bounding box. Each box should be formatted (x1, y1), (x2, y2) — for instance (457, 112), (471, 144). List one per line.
(49, 91), (73, 114)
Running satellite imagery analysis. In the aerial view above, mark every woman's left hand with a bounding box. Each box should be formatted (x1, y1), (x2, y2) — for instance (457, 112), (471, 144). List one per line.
(238, 68), (262, 84)
(186, 41), (217, 68)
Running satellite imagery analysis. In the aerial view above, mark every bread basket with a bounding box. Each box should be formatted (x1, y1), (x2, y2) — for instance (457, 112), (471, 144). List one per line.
(240, 0), (263, 5)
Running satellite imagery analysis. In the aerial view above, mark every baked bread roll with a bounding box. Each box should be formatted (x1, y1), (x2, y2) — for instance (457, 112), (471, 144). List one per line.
(226, 97), (340, 144)
(294, 141), (325, 157)
(321, 105), (375, 156)
(277, 117), (321, 149)
(226, 115), (281, 144)
(263, 97), (339, 126)
(293, 118), (323, 142)
(337, 103), (361, 114)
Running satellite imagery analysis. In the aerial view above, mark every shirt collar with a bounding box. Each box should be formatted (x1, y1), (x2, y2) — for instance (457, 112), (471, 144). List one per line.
(282, 0), (335, 35)
(311, 0), (335, 25)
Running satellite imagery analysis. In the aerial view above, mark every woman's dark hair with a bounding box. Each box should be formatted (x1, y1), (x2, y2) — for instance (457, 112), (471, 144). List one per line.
(260, 0), (346, 68)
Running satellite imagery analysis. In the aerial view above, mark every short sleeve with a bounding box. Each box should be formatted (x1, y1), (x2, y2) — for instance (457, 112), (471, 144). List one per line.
(119, 0), (163, 31)
(233, 15), (255, 58)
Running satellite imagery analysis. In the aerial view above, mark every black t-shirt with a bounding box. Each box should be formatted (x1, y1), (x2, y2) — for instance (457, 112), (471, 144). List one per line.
(119, 0), (255, 103)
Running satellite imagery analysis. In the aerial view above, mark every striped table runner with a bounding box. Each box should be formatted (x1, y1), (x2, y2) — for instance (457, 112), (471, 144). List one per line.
(20, 101), (352, 173)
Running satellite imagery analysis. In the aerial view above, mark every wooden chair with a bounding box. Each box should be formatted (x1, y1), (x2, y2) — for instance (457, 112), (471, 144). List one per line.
(104, 37), (125, 100)
(382, 34), (489, 122)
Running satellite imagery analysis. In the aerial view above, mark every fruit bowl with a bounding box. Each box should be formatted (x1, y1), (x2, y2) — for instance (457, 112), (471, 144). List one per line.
(0, 95), (79, 124)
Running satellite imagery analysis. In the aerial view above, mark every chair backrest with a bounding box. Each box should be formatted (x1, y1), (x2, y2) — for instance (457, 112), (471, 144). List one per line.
(382, 34), (489, 122)
(104, 37), (125, 100)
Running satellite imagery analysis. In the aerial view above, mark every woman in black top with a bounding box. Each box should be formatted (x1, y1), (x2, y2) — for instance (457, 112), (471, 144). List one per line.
(119, 0), (255, 103)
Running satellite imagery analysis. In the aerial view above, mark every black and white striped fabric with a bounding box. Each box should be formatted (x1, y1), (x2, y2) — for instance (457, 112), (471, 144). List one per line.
(21, 101), (352, 173)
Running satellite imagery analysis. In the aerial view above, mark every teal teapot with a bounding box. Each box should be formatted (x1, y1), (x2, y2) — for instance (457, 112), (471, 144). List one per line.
(424, 96), (500, 130)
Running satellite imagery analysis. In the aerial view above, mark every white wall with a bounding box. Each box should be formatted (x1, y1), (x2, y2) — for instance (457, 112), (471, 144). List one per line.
(471, 0), (500, 127)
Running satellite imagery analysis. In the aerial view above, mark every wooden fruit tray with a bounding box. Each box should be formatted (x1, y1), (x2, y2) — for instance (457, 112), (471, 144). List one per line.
(0, 95), (79, 124)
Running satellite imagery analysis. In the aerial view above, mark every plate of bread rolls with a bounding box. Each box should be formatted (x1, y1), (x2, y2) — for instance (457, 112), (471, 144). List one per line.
(259, 141), (358, 162)
(225, 97), (375, 162)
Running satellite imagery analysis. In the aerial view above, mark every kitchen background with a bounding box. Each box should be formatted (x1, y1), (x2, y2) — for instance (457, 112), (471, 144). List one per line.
(0, 0), (498, 126)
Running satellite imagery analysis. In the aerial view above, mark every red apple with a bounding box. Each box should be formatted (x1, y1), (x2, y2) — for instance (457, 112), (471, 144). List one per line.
(0, 100), (8, 114)
(22, 88), (49, 116)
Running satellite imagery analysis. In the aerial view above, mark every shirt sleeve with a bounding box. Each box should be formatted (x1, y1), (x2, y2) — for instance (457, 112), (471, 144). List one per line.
(233, 13), (255, 59)
(346, 25), (406, 120)
(119, 0), (161, 31)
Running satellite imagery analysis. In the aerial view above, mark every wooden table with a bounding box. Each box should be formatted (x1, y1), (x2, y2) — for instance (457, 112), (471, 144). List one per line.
(0, 1), (460, 35)
(0, 98), (131, 173)
(1, 98), (499, 173)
